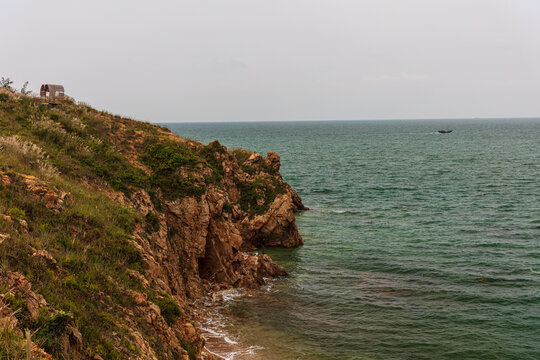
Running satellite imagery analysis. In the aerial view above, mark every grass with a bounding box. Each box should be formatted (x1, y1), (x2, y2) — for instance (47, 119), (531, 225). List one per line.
(0, 92), (191, 358)
(0, 174), (144, 359)
(34, 310), (74, 353)
(148, 292), (183, 326)
(0, 324), (30, 360)
(181, 341), (197, 360)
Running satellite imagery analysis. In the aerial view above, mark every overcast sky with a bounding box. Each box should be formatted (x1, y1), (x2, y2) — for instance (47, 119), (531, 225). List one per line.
(2, 1), (540, 122)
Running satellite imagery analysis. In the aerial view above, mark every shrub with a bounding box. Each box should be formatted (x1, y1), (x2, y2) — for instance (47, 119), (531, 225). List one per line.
(145, 211), (160, 233)
(20, 81), (31, 95)
(7, 206), (26, 220)
(140, 142), (199, 171)
(234, 178), (286, 218)
(200, 141), (225, 182)
(0, 77), (13, 90)
(35, 310), (74, 354)
(182, 342), (197, 360)
(139, 141), (207, 199)
(222, 203), (233, 213)
(78, 143), (147, 194)
(231, 148), (252, 165)
(149, 293), (182, 325)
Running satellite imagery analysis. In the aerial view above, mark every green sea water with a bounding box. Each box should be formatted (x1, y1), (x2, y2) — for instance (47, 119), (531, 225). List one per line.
(167, 119), (540, 360)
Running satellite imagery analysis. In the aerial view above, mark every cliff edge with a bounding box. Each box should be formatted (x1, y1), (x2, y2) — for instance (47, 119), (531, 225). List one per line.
(0, 89), (305, 359)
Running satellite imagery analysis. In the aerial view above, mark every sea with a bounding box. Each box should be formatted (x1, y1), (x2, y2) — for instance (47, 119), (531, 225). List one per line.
(166, 119), (540, 360)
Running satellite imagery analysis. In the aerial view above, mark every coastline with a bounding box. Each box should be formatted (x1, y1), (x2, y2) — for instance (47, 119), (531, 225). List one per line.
(169, 120), (540, 359)
(0, 91), (307, 359)
(197, 283), (277, 359)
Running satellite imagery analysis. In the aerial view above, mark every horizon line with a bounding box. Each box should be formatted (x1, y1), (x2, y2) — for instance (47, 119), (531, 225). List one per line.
(152, 116), (540, 124)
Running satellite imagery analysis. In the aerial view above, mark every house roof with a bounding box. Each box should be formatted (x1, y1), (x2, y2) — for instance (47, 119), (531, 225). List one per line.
(40, 84), (65, 93)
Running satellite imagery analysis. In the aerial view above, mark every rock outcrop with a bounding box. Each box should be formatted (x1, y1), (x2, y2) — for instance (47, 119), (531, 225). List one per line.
(0, 170), (68, 211)
(122, 144), (306, 298)
(107, 141), (306, 359)
(0, 91), (306, 359)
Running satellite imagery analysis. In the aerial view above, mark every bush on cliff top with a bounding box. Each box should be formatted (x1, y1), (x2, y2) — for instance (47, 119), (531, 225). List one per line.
(231, 148), (252, 165)
(235, 177), (286, 218)
(139, 139), (226, 199)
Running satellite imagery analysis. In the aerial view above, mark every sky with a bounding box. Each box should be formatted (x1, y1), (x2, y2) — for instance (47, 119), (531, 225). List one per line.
(2, 0), (540, 122)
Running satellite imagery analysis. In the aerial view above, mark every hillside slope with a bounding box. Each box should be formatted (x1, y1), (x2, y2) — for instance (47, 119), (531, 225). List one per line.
(0, 89), (305, 360)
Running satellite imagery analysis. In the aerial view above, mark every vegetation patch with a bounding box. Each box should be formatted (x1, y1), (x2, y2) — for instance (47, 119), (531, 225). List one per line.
(182, 341), (197, 360)
(200, 141), (225, 182)
(0, 174), (144, 359)
(34, 310), (74, 354)
(4, 293), (25, 318)
(222, 202), (233, 213)
(7, 206), (26, 220)
(0, 326), (31, 360)
(139, 139), (226, 199)
(77, 143), (148, 194)
(230, 148), (252, 165)
(234, 177), (286, 218)
(149, 292), (182, 325)
(145, 211), (160, 233)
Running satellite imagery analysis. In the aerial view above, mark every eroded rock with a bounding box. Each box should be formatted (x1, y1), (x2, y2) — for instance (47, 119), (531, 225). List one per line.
(0, 269), (47, 320)
(20, 174), (68, 211)
(0, 233), (10, 245)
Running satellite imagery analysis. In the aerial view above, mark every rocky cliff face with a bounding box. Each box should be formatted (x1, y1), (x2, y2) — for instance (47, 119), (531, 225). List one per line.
(121, 143), (306, 294)
(0, 89), (305, 360)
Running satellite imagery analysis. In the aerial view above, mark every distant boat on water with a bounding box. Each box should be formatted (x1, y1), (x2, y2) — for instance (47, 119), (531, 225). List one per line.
(438, 129), (453, 134)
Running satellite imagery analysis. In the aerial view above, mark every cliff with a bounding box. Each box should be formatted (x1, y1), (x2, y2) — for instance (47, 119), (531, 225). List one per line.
(0, 89), (305, 359)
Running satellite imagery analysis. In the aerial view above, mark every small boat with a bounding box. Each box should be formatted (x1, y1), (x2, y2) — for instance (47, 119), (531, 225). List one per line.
(438, 129), (453, 134)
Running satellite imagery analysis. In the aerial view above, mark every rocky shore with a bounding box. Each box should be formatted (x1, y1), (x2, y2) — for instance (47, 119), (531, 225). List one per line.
(115, 147), (306, 359)
(0, 89), (305, 359)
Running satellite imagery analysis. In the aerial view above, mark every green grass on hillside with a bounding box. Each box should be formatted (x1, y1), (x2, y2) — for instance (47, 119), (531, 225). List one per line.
(0, 91), (198, 358)
(0, 170), (144, 359)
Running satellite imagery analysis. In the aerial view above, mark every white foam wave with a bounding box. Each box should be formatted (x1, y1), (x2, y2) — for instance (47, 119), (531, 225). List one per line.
(330, 208), (362, 215)
(198, 286), (272, 359)
(226, 346), (265, 359)
(221, 289), (244, 301)
(201, 326), (240, 345)
(201, 324), (264, 360)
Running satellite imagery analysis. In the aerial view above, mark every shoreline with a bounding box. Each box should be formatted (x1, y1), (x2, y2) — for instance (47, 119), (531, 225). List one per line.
(196, 284), (277, 360)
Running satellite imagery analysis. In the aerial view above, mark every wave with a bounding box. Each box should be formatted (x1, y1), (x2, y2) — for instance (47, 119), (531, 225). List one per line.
(306, 188), (335, 194)
(198, 285), (277, 360)
(330, 208), (364, 215)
